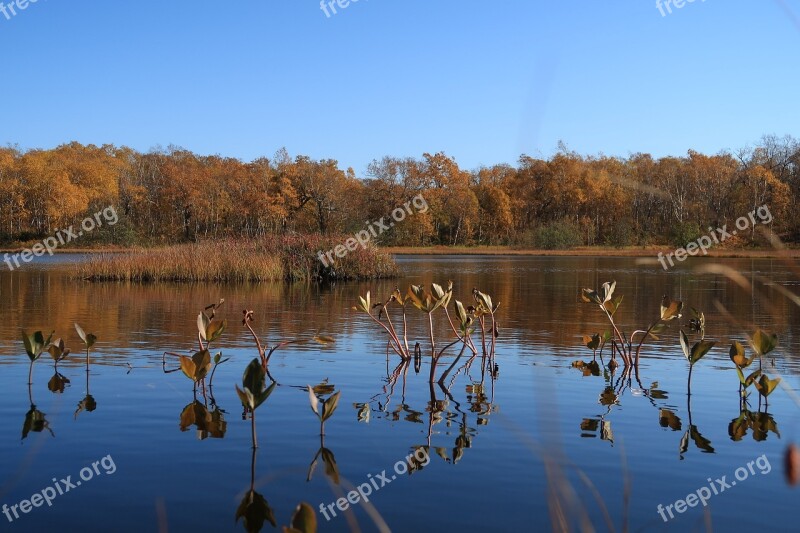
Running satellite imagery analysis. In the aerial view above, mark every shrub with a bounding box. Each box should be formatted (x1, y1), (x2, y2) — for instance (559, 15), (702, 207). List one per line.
(672, 221), (702, 248)
(533, 220), (583, 250)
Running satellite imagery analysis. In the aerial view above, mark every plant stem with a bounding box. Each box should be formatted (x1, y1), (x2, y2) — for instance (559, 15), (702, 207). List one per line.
(687, 363), (694, 397)
(251, 408), (258, 449)
(428, 312), (436, 352)
(28, 360), (34, 385)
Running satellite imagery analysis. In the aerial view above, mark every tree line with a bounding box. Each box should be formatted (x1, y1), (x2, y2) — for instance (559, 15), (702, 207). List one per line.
(0, 135), (797, 248)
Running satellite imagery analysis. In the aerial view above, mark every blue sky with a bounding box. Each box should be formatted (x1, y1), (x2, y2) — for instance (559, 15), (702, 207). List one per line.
(1, 0), (798, 174)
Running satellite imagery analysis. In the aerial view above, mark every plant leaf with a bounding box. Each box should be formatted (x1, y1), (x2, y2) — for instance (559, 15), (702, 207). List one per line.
(289, 503), (318, 533)
(321, 391), (341, 422)
(235, 385), (255, 409)
(690, 340), (716, 364)
(660, 296), (683, 321)
(679, 330), (691, 361)
(197, 312), (210, 341)
(752, 330), (778, 357)
(74, 323), (87, 344)
(179, 356), (196, 381)
(755, 374), (781, 397)
(206, 319), (226, 343)
(254, 381), (277, 409)
(307, 385), (320, 418)
(242, 358), (266, 394)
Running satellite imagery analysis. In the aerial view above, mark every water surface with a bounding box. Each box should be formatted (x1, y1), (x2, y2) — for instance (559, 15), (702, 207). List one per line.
(0, 255), (798, 532)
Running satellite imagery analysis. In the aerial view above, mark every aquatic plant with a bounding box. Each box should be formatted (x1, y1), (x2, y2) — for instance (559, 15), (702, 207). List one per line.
(74, 323), (96, 368)
(580, 282), (684, 368)
(307, 384), (341, 436)
(164, 300), (229, 394)
(235, 359), (276, 449)
(354, 282), (498, 382)
(730, 330), (781, 406)
(21, 330), (53, 385)
(679, 330), (715, 396)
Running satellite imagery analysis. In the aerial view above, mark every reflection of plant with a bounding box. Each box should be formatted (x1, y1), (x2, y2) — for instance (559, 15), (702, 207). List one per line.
(21, 330), (53, 385)
(729, 409), (780, 442)
(22, 404), (53, 440)
(236, 448), (318, 533)
(235, 359), (276, 449)
(180, 400), (227, 439)
(307, 384), (341, 436)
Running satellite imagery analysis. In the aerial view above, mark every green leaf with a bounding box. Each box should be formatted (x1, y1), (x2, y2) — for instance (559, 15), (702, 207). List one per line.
(752, 330), (778, 357)
(289, 503), (317, 533)
(321, 391), (341, 422)
(690, 340), (716, 364)
(242, 359), (266, 394)
(307, 385), (320, 419)
(21, 330), (34, 359)
(679, 330), (691, 361)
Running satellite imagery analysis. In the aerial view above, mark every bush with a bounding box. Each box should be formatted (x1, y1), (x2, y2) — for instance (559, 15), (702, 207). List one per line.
(672, 221), (702, 248)
(532, 220), (583, 250)
(605, 221), (636, 248)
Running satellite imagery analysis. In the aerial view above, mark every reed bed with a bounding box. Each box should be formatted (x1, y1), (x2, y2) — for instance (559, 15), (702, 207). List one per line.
(76, 235), (398, 282)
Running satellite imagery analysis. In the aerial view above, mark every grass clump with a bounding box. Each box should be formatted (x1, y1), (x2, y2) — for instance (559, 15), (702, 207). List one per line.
(77, 235), (398, 283)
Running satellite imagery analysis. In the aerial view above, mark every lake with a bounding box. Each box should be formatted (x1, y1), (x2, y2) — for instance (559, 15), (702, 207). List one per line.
(0, 254), (798, 532)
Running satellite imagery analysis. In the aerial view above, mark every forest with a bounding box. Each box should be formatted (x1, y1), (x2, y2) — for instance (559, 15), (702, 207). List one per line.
(0, 135), (798, 249)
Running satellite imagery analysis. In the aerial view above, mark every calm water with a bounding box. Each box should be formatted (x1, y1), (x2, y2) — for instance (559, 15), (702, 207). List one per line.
(1, 255), (799, 532)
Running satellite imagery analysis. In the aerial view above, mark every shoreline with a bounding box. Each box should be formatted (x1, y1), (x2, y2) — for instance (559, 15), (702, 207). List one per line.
(3, 245), (798, 259)
(383, 245), (800, 259)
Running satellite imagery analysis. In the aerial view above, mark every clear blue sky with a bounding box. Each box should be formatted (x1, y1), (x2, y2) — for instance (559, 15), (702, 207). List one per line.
(1, 0), (798, 174)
